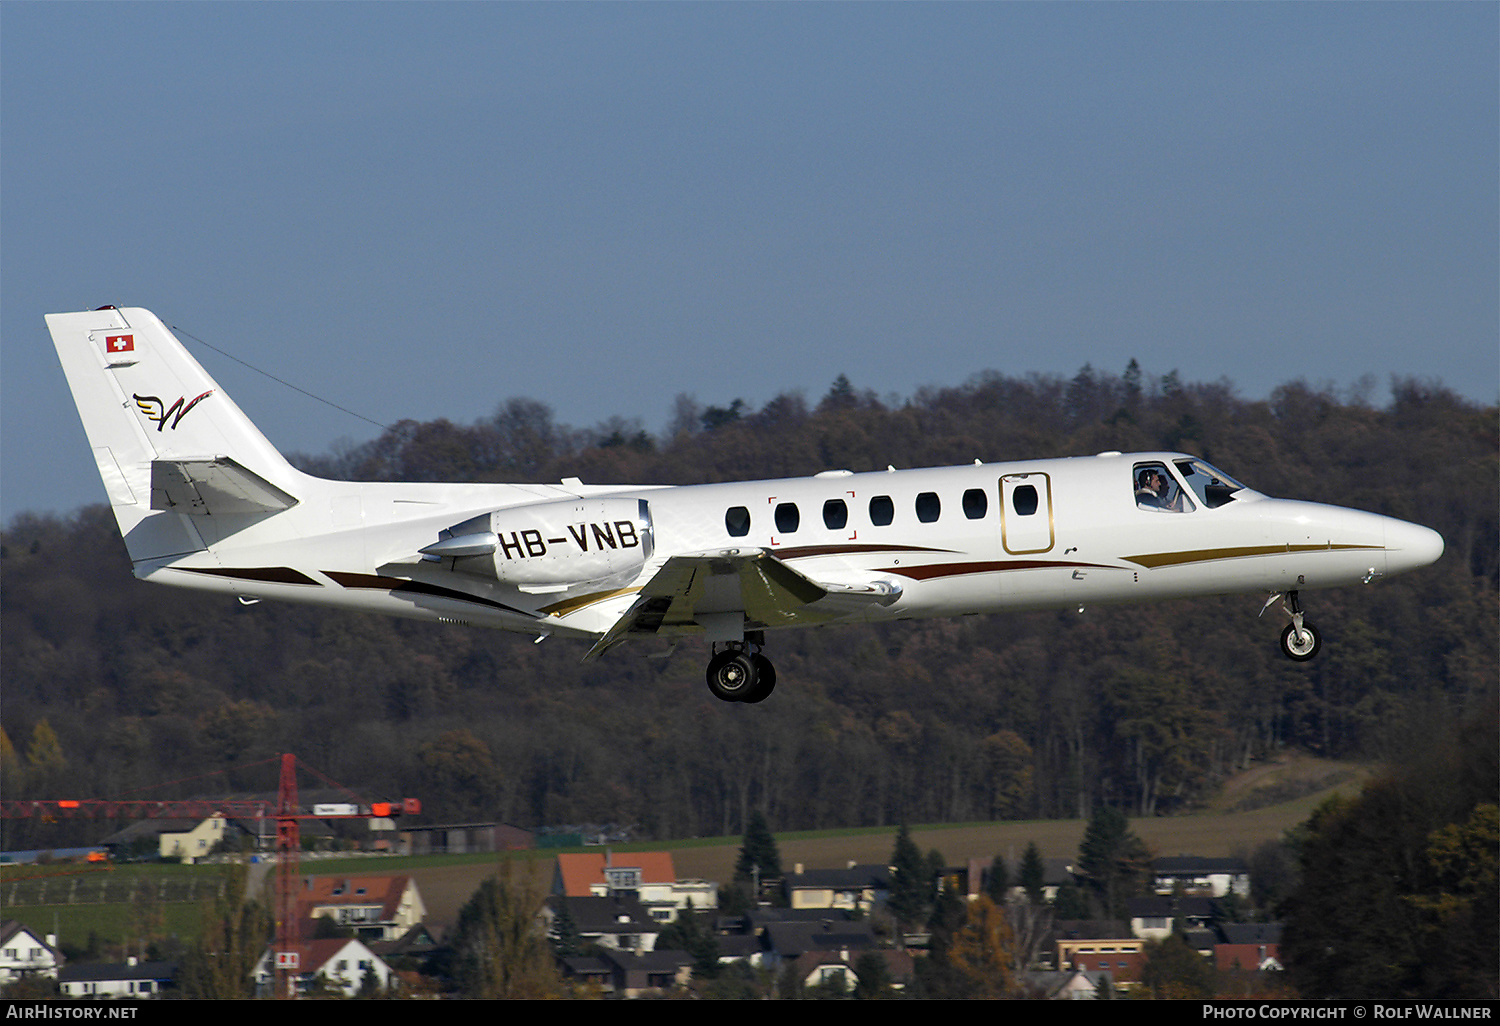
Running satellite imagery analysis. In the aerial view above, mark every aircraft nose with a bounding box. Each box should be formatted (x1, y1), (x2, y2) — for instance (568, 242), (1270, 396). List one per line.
(1385, 518), (1445, 576)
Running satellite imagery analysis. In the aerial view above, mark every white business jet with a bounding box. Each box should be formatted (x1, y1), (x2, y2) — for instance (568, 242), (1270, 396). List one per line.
(47, 307), (1445, 704)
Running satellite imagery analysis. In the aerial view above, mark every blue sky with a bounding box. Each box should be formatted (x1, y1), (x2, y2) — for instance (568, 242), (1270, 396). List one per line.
(4, 3), (1495, 521)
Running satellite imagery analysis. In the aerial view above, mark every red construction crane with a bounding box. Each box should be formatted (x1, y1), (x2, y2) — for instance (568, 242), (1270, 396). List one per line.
(1, 753), (420, 999)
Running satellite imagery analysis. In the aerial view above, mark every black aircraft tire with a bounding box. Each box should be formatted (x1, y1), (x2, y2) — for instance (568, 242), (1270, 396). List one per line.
(738, 654), (777, 704)
(706, 651), (758, 702)
(1280, 622), (1322, 662)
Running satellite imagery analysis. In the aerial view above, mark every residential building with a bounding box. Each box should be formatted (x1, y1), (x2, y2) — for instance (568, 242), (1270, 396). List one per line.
(544, 894), (664, 953)
(789, 947), (914, 994)
(1055, 936), (1147, 986)
(253, 938), (394, 998)
(158, 815), (226, 864)
(1022, 967), (1111, 1000)
(297, 874), (426, 943)
(1127, 895), (1221, 941)
(559, 948), (693, 998)
(1215, 923), (1283, 972)
(552, 851), (715, 923)
(757, 914), (878, 969)
(784, 862), (891, 913)
(0, 921), (62, 984)
(58, 959), (175, 999)
(1152, 856), (1251, 898)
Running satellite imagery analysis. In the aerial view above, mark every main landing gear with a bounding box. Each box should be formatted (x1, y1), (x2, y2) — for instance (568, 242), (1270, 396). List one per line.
(705, 634), (777, 704)
(1267, 590), (1322, 662)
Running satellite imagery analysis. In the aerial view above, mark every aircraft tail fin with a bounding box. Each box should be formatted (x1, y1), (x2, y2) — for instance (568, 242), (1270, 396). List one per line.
(45, 307), (303, 563)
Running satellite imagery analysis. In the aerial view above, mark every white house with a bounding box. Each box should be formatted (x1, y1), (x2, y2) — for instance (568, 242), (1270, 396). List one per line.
(0, 921), (62, 984)
(1152, 856), (1251, 898)
(553, 851), (715, 924)
(253, 938), (394, 998)
(58, 959), (174, 999)
(159, 815), (227, 864)
(297, 874), (426, 943)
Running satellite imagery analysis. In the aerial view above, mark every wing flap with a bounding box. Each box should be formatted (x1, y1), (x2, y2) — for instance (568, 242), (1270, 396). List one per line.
(582, 549), (900, 661)
(151, 457), (299, 515)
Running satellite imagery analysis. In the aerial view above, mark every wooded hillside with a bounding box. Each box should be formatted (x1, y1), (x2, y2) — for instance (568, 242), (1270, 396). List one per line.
(3, 366), (1494, 847)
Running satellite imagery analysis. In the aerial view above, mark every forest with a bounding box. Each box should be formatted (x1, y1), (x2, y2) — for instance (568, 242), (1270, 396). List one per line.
(2, 363), (1495, 849)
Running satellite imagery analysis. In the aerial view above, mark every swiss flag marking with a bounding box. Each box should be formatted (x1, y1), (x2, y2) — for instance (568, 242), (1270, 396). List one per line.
(105, 334), (135, 353)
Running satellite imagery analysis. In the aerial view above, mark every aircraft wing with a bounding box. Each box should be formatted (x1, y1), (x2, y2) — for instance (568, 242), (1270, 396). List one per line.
(150, 457), (299, 515)
(583, 549), (901, 660)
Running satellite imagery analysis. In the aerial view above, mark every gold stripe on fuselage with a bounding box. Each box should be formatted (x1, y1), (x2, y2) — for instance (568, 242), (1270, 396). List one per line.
(1123, 543), (1381, 569)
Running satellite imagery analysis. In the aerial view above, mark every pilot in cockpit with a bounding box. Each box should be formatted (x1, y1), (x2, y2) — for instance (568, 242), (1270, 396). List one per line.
(1136, 466), (1185, 512)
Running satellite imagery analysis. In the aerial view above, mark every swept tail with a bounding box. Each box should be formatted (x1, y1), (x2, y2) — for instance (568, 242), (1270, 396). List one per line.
(45, 307), (302, 566)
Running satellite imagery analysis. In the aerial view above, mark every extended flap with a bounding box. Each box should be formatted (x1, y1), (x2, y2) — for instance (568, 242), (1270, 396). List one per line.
(583, 549), (900, 661)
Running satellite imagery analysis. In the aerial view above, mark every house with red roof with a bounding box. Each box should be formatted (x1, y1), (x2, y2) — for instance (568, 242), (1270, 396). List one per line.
(297, 874), (426, 943)
(253, 937), (393, 998)
(552, 851), (716, 924)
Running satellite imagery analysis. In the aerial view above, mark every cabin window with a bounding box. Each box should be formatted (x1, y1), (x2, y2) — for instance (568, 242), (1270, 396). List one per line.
(1012, 485), (1039, 516)
(725, 506), (751, 537)
(775, 502), (800, 533)
(962, 488), (988, 520)
(823, 498), (848, 530)
(869, 495), (894, 526)
(1133, 462), (1195, 513)
(916, 492), (941, 523)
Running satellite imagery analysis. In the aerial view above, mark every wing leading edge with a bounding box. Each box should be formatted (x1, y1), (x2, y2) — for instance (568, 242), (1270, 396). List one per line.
(582, 549), (902, 661)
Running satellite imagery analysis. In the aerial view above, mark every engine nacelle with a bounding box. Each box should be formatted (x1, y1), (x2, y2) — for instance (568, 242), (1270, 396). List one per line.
(421, 497), (654, 589)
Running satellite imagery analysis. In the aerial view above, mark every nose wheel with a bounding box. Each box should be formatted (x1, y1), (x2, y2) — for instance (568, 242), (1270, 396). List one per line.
(1266, 590), (1322, 662)
(706, 641), (777, 703)
(1280, 621), (1322, 661)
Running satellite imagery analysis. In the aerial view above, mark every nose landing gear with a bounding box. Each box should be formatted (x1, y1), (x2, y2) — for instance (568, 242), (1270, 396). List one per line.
(705, 634), (777, 703)
(1265, 590), (1322, 662)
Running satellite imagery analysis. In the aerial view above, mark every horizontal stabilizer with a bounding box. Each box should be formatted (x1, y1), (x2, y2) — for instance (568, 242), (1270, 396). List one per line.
(151, 457), (299, 515)
(583, 549), (901, 660)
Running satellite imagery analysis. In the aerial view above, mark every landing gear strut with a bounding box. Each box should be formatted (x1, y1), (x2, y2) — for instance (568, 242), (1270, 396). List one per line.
(705, 635), (776, 703)
(1271, 590), (1322, 662)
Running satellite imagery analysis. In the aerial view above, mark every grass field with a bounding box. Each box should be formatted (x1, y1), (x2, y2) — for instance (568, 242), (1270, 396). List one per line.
(0, 752), (1370, 949)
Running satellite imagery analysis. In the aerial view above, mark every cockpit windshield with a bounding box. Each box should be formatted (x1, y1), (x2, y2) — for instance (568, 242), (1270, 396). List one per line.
(1173, 458), (1247, 509)
(1134, 458), (1248, 513)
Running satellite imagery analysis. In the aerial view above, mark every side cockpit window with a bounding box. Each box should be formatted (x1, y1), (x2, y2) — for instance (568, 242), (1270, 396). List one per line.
(1133, 462), (1195, 513)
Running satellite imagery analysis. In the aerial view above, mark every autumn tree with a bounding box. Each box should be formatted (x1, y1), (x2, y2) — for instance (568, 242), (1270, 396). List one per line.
(450, 862), (561, 999)
(1138, 933), (1217, 999)
(417, 728), (502, 822)
(25, 720), (65, 784)
(947, 895), (1020, 998)
(178, 864), (270, 999)
(982, 729), (1034, 818)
